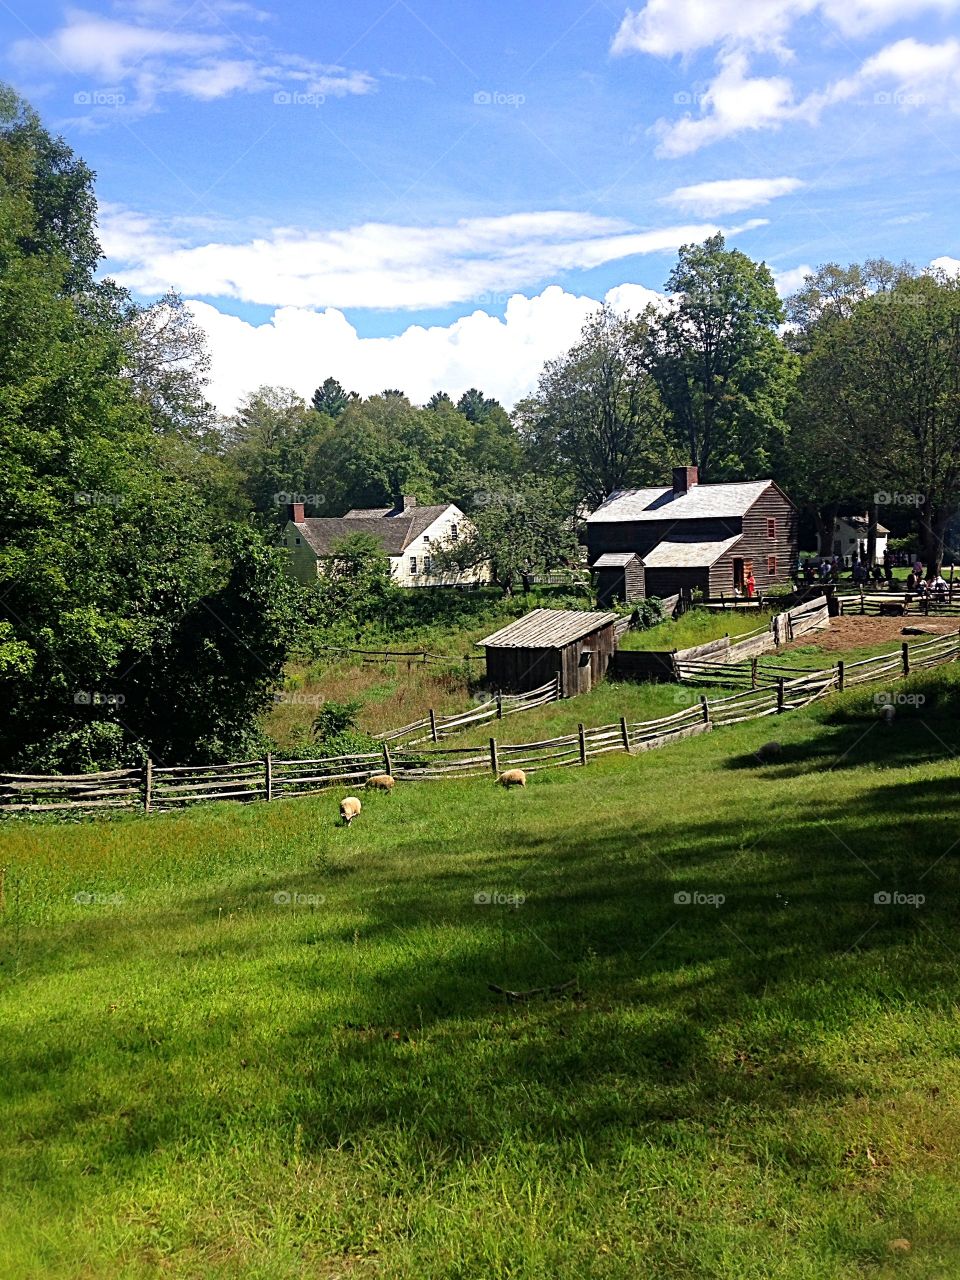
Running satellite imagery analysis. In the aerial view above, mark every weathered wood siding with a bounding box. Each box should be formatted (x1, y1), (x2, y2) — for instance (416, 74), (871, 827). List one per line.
(587, 516), (740, 563)
(484, 621), (617, 697)
(710, 486), (797, 594)
(595, 559), (645, 606)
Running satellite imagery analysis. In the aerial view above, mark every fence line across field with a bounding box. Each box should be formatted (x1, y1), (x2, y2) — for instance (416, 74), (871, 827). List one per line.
(3, 630), (958, 817)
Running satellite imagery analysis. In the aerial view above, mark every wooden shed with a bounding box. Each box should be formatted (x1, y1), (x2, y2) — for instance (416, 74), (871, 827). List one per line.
(592, 551), (645, 606)
(478, 607), (618, 698)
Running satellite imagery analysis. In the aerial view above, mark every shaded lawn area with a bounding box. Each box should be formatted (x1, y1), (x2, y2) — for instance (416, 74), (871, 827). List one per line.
(3, 672), (960, 1276)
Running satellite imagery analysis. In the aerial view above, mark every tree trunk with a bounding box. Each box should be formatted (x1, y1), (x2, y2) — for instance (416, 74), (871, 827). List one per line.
(919, 508), (948, 577)
(866, 500), (878, 568)
(815, 502), (838, 557)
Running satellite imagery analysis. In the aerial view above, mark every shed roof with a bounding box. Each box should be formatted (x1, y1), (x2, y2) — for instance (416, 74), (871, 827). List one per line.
(478, 607), (617, 650)
(592, 552), (641, 568)
(587, 480), (773, 523)
(643, 533), (741, 568)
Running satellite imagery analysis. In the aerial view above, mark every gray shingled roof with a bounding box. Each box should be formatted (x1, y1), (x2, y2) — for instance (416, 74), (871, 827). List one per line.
(587, 480), (773, 523)
(643, 533), (741, 568)
(294, 504), (453, 557)
(592, 552), (641, 568)
(478, 608), (617, 650)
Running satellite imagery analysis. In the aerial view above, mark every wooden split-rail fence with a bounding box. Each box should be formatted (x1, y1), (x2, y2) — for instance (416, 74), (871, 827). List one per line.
(837, 590), (960, 618)
(375, 676), (560, 746)
(3, 631), (958, 819)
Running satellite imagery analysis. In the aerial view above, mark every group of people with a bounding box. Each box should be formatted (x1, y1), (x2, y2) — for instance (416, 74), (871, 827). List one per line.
(796, 549), (954, 601)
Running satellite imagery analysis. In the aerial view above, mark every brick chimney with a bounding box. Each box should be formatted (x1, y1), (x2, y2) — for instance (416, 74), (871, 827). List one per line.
(287, 501), (305, 523)
(402, 494), (417, 511)
(672, 466), (699, 494)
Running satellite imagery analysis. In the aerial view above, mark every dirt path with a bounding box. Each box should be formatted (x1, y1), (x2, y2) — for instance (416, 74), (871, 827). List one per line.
(781, 614), (960, 656)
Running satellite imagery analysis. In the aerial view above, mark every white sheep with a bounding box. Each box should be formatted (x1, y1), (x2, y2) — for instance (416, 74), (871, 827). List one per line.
(498, 769), (527, 788)
(339, 796), (362, 825)
(366, 774), (395, 792)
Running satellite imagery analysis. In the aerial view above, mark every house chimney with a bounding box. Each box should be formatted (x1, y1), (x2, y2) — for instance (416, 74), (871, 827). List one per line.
(287, 501), (305, 523)
(402, 494), (417, 511)
(672, 466), (699, 494)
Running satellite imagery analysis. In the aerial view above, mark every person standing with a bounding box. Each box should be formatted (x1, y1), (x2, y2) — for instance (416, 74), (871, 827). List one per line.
(745, 569), (757, 599)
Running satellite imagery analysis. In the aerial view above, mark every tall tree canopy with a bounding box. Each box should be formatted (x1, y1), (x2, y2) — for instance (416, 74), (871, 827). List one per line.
(637, 234), (797, 481)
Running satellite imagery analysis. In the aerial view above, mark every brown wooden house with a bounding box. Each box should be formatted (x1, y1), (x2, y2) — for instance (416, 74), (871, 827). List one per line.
(586, 467), (797, 599)
(478, 608), (618, 697)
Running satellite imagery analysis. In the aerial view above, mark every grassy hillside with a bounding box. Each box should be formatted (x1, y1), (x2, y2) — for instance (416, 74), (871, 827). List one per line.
(4, 668), (960, 1277)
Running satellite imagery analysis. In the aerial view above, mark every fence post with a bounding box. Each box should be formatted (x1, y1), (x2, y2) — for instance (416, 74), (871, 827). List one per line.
(700, 695), (710, 725)
(751, 657), (758, 690)
(264, 752), (273, 802)
(489, 737), (499, 776)
(860, 589), (865, 615)
(776, 678), (785, 714)
(620, 716), (631, 753)
(837, 660), (844, 692)
(382, 743), (393, 776)
(429, 708), (438, 743)
(578, 723), (587, 766)
(496, 691), (502, 719)
(142, 757), (152, 814)
(902, 642), (910, 677)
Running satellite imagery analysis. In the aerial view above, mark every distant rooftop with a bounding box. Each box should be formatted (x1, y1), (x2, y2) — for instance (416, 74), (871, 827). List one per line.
(587, 480), (773, 523)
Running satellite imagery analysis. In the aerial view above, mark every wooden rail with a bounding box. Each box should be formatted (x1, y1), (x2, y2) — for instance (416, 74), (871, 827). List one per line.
(3, 631), (958, 818)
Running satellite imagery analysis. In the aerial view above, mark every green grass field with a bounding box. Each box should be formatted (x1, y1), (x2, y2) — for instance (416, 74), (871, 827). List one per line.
(4, 665), (960, 1278)
(618, 607), (772, 652)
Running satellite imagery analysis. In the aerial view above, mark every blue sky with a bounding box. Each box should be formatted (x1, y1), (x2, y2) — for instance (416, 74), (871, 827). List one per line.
(3, 0), (959, 410)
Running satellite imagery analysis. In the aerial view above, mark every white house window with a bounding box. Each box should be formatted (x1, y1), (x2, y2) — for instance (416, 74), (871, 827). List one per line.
(451, 524), (459, 540)
(424, 555), (433, 574)
(409, 556), (418, 575)
(423, 535), (431, 545)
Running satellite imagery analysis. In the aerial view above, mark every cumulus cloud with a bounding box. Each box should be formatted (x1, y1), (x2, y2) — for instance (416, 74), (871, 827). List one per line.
(189, 284), (668, 415)
(663, 176), (805, 215)
(613, 0), (960, 153)
(101, 208), (761, 310)
(11, 7), (375, 116)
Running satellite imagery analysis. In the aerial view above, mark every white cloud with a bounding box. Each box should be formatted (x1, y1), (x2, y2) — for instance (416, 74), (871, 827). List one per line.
(663, 176), (805, 214)
(612, 0), (960, 59)
(189, 282), (669, 415)
(931, 255), (960, 276)
(772, 264), (814, 295)
(103, 208), (755, 310)
(615, 0), (960, 153)
(11, 8), (375, 114)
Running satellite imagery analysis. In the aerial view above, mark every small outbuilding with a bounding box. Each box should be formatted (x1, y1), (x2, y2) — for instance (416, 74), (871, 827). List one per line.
(478, 607), (618, 698)
(592, 551), (645, 607)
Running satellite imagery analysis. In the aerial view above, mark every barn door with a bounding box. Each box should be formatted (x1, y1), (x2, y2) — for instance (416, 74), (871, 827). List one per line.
(578, 649), (594, 695)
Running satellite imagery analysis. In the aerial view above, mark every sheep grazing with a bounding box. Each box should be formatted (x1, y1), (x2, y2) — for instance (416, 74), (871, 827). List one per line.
(339, 796), (362, 825)
(756, 741), (782, 764)
(366, 774), (395, 792)
(498, 769), (527, 788)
